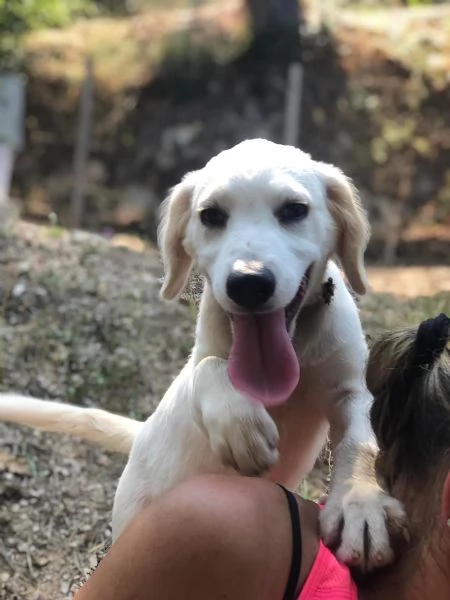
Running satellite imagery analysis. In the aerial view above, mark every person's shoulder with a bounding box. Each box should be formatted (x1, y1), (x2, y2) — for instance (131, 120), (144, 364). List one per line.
(174, 476), (324, 597)
(153, 475), (325, 598)
(159, 475), (305, 597)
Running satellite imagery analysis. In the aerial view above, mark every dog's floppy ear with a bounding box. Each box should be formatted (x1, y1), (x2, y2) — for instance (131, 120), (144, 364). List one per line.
(158, 173), (197, 300)
(318, 163), (370, 295)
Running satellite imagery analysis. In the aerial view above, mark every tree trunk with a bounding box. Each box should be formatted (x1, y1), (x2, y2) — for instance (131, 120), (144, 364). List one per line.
(244, 0), (302, 65)
(246, 0), (300, 36)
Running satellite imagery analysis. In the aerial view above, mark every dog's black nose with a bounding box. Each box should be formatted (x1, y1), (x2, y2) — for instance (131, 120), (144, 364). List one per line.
(226, 262), (276, 310)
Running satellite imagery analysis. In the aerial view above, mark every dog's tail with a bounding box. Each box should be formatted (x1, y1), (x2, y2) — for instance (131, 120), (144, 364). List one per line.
(0, 393), (143, 454)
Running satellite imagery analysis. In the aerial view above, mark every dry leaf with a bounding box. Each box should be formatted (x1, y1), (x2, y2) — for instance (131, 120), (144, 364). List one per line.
(0, 450), (30, 476)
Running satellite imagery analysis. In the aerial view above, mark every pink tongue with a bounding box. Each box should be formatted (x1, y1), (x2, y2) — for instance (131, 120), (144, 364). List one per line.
(228, 310), (300, 407)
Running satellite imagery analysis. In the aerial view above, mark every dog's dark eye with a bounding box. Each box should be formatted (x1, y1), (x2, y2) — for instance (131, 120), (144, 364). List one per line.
(276, 201), (309, 225)
(200, 206), (228, 229)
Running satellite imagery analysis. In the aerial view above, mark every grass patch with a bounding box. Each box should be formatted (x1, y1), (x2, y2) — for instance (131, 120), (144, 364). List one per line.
(360, 291), (450, 341)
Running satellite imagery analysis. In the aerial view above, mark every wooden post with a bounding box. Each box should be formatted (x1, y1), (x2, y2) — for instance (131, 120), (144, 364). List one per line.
(283, 62), (304, 147)
(70, 56), (94, 229)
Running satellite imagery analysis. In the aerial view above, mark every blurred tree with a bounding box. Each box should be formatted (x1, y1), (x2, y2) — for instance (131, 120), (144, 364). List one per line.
(244, 0), (303, 66)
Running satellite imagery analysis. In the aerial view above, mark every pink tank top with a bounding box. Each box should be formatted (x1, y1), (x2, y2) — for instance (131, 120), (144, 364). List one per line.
(298, 541), (358, 600)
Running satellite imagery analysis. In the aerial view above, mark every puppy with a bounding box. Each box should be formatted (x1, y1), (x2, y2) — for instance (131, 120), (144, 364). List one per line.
(0, 139), (406, 571)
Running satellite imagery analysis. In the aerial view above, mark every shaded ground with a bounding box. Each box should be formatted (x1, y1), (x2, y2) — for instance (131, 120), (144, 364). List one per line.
(0, 222), (192, 599)
(0, 222), (449, 598)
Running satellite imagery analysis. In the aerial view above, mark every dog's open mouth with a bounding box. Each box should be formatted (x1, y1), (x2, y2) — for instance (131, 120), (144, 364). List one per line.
(284, 265), (312, 330)
(228, 265), (313, 409)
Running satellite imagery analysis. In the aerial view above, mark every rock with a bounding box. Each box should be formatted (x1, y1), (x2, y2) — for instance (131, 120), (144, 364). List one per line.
(32, 555), (50, 568)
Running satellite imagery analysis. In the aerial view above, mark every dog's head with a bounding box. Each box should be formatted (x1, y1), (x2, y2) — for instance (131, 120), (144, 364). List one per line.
(158, 139), (370, 405)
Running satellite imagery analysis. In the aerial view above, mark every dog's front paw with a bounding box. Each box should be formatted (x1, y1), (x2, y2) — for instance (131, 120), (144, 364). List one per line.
(192, 356), (280, 476)
(206, 399), (279, 475)
(319, 484), (408, 572)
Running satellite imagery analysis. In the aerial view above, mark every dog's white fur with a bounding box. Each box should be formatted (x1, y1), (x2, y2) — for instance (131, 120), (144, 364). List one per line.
(0, 140), (405, 571)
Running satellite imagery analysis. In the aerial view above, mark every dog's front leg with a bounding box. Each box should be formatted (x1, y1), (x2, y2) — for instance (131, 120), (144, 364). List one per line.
(190, 356), (279, 476)
(320, 389), (408, 572)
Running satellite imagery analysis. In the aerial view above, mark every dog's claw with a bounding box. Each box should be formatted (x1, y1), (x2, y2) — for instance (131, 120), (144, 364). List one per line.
(319, 484), (408, 572)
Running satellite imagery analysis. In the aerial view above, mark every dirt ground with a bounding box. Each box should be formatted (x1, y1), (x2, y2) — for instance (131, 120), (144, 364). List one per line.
(0, 221), (449, 599)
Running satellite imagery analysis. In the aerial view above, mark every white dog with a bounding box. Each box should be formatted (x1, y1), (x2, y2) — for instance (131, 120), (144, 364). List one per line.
(0, 139), (406, 571)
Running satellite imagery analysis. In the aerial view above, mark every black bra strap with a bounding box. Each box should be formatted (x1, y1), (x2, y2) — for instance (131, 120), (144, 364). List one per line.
(278, 484), (302, 600)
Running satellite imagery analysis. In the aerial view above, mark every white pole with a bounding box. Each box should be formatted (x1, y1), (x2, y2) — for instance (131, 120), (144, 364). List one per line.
(0, 73), (26, 206)
(0, 145), (14, 203)
(283, 62), (304, 147)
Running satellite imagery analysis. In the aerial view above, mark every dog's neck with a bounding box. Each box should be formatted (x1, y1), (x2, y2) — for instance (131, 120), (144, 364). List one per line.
(191, 282), (233, 364)
(191, 259), (331, 366)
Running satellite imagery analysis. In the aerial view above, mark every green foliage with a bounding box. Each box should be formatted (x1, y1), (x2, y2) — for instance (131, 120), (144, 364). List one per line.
(407, 0), (434, 5)
(0, 0), (191, 71)
(0, 0), (99, 70)
(0, 0), (97, 33)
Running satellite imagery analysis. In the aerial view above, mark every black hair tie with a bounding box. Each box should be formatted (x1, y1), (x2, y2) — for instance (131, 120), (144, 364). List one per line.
(413, 313), (450, 368)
